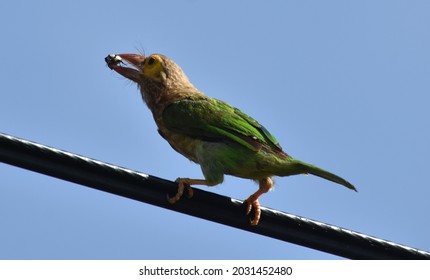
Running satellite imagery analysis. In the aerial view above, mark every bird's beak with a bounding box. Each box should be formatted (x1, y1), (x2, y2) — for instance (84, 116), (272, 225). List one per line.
(105, 53), (145, 82)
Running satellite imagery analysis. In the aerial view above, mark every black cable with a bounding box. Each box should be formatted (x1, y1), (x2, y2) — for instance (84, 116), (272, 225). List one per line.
(1, 132), (429, 259)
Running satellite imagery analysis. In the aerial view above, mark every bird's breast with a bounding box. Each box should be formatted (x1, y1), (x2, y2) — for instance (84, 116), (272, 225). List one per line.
(157, 128), (200, 163)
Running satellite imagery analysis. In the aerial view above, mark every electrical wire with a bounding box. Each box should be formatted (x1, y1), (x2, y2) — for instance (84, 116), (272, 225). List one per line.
(1, 132), (429, 259)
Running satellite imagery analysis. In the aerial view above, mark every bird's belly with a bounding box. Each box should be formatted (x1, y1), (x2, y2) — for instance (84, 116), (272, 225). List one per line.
(160, 130), (285, 180)
(161, 131), (201, 163)
(195, 141), (283, 180)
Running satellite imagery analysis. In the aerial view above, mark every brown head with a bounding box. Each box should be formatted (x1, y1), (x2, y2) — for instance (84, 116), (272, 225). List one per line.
(105, 53), (200, 111)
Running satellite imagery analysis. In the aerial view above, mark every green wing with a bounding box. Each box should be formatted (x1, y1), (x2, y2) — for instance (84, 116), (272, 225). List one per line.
(162, 97), (283, 153)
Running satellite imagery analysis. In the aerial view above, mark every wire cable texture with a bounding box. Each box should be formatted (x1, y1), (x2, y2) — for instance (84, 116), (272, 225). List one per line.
(1, 132), (429, 259)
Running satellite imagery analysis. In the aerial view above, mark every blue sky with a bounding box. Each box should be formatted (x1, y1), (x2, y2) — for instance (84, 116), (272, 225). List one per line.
(1, 0), (429, 259)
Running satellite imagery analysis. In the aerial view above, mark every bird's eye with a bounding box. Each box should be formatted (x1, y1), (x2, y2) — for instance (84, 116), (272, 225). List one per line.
(147, 57), (156, 65)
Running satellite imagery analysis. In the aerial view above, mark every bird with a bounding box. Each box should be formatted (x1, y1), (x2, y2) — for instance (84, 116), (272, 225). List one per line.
(105, 53), (356, 225)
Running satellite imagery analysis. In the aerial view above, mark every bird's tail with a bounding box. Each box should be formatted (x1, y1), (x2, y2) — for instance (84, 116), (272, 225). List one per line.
(282, 158), (357, 191)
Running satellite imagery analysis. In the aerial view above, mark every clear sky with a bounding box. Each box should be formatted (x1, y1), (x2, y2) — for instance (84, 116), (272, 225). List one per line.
(1, 0), (429, 259)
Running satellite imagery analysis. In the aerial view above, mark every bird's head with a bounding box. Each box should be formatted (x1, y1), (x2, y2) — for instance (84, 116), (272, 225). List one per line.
(106, 53), (182, 82)
(105, 53), (197, 109)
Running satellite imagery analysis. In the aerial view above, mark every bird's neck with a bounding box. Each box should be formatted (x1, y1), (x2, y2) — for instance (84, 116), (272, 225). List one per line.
(140, 83), (204, 124)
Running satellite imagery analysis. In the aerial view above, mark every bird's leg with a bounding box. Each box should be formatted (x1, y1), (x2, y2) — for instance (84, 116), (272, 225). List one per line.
(245, 177), (274, 225)
(167, 178), (216, 204)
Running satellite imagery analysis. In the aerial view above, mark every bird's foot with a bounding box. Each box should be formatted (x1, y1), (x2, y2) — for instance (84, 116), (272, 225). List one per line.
(245, 195), (261, 226)
(243, 177), (273, 225)
(167, 178), (194, 204)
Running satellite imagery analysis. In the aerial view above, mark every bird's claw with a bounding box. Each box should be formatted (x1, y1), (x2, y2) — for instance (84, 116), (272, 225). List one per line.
(245, 197), (261, 226)
(167, 178), (194, 204)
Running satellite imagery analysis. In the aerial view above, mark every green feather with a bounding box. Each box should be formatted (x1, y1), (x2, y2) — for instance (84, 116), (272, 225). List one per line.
(162, 96), (355, 191)
(162, 97), (283, 154)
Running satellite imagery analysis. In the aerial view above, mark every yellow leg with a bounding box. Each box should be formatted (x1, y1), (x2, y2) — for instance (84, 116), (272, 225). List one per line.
(245, 177), (273, 225)
(167, 178), (216, 204)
